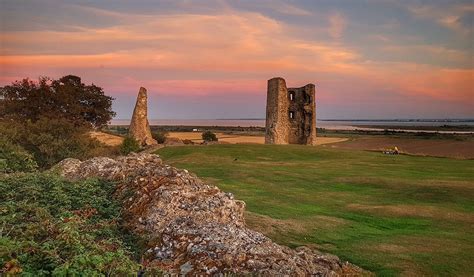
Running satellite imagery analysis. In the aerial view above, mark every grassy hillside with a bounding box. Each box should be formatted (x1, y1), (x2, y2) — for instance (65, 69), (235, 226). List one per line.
(157, 144), (474, 276)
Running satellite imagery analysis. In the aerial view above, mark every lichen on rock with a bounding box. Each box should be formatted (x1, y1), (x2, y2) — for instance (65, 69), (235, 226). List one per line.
(57, 153), (370, 276)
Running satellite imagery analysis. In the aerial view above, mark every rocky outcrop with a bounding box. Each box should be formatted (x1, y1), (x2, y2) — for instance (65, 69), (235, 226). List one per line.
(57, 153), (369, 276)
(129, 87), (157, 146)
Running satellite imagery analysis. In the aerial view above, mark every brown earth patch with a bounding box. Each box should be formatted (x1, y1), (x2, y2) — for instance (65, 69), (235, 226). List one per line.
(330, 137), (474, 159)
(347, 203), (474, 223)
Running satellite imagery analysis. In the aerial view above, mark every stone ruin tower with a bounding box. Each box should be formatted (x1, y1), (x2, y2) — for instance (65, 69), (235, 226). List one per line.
(265, 77), (316, 145)
(129, 87), (157, 146)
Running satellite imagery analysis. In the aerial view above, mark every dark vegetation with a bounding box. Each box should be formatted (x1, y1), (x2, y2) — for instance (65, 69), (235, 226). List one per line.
(120, 137), (141, 155)
(0, 172), (143, 275)
(152, 131), (168, 144)
(0, 76), (144, 274)
(0, 139), (37, 173)
(0, 75), (116, 168)
(105, 125), (265, 137)
(202, 131), (218, 142)
(0, 75), (114, 128)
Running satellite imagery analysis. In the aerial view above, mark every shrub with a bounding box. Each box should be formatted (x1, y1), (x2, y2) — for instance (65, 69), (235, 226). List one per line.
(202, 131), (218, 142)
(0, 139), (38, 173)
(0, 172), (141, 275)
(0, 118), (106, 168)
(120, 137), (141, 155)
(152, 131), (168, 144)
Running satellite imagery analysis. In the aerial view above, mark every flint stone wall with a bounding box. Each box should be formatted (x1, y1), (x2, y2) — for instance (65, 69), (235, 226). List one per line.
(57, 153), (368, 276)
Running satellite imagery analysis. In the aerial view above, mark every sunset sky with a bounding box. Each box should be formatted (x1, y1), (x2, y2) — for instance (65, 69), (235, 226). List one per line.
(1, 0), (473, 119)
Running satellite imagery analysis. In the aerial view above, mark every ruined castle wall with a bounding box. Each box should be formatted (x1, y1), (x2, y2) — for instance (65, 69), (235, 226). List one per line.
(265, 77), (291, 144)
(265, 78), (316, 145)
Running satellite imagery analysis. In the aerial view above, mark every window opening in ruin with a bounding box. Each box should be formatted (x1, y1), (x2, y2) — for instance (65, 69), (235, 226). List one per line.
(289, 111), (294, 119)
(289, 91), (295, 101)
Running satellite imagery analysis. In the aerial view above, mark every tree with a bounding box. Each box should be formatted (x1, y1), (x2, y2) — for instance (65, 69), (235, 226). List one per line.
(202, 131), (218, 142)
(0, 75), (115, 128)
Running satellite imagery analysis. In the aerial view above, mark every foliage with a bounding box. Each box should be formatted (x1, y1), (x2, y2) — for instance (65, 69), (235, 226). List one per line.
(0, 75), (115, 129)
(202, 131), (218, 142)
(0, 118), (107, 168)
(0, 139), (37, 173)
(0, 172), (141, 275)
(157, 144), (474, 276)
(120, 137), (141, 155)
(152, 131), (168, 144)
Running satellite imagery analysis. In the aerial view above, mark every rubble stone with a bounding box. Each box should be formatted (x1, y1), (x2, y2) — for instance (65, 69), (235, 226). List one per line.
(57, 153), (370, 276)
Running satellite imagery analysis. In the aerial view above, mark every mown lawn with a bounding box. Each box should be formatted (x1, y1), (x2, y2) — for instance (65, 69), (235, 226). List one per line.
(157, 144), (474, 276)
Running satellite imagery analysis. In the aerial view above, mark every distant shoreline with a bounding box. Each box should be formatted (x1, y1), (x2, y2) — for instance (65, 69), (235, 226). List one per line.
(113, 118), (474, 122)
(106, 124), (474, 135)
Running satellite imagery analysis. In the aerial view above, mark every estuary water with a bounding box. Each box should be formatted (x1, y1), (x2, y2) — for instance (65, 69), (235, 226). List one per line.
(110, 119), (474, 134)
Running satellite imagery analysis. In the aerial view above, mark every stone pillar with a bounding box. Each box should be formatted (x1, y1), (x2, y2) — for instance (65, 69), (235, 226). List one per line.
(129, 87), (157, 146)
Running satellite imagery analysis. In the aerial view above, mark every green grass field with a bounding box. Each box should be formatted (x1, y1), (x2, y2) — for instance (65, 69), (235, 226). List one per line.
(156, 144), (474, 276)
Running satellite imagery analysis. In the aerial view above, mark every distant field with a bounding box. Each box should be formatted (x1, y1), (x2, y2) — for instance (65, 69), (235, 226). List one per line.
(330, 136), (474, 159)
(167, 132), (347, 145)
(156, 145), (474, 276)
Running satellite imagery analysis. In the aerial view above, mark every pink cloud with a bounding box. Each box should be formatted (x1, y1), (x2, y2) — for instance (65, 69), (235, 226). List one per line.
(1, 5), (472, 116)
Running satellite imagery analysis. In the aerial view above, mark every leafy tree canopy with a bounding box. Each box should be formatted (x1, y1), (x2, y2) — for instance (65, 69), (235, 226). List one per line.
(0, 75), (115, 128)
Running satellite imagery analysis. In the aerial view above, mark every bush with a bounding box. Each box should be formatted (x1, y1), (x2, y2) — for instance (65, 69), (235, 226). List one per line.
(120, 137), (141, 155)
(202, 131), (218, 142)
(152, 131), (168, 144)
(0, 118), (106, 168)
(0, 172), (141, 275)
(0, 139), (38, 173)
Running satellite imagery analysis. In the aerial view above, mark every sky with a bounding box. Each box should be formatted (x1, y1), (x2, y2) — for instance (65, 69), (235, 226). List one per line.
(1, 0), (473, 119)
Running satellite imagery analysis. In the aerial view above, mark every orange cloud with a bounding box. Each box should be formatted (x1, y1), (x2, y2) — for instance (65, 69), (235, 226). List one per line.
(1, 5), (472, 106)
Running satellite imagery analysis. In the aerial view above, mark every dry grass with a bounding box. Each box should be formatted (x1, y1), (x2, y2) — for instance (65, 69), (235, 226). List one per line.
(91, 130), (348, 146)
(331, 136), (474, 159)
(245, 211), (348, 237)
(89, 131), (124, 146)
(168, 132), (347, 145)
(347, 203), (474, 223)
